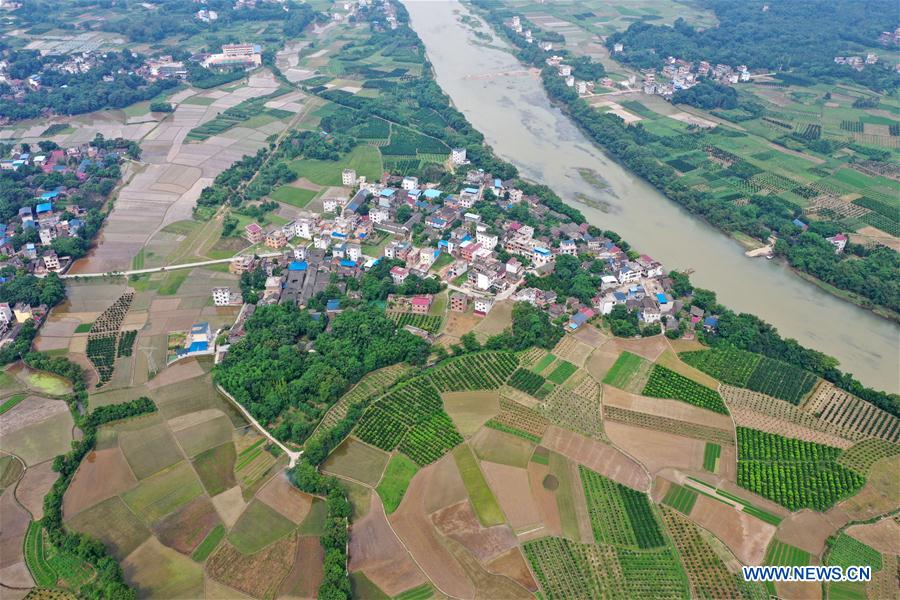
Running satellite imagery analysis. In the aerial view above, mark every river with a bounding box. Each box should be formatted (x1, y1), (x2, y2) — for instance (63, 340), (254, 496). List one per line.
(404, 0), (899, 393)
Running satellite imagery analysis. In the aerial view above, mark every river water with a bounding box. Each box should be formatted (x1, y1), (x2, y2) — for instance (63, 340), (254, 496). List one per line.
(404, 0), (898, 393)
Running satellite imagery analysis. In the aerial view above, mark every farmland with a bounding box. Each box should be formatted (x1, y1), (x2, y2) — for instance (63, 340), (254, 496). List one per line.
(736, 427), (866, 510)
(661, 484), (698, 515)
(375, 454), (418, 514)
(681, 347), (818, 404)
(580, 466), (665, 549)
(388, 312), (443, 334)
(703, 443), (722, 473)
(428, 351), (519, 391)
(642, 365), (729, 414)
(825, 533), (882, 571)
(355, 377), (463, 466)
(602, 351), (652, 392)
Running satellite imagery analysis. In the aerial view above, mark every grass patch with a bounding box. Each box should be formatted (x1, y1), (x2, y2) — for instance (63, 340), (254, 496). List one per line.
(74, 323), (93, 334)
(0, 392), (27, 415)
(191, 524), (225, 562)
(452, 444), (505, 526)
(270, 185), (318, 208)
(375, 453), (419, 514)
(157, 270), (189, 296)
(289, 144), (382, 186)
(228, 499), (297, 554)
(393, 583), (435, 600)
(661, 484), (698, 515)
(765, 539), (810, 567)
(121, 461), (204, 523)
(532, 353), (556, 374)
(703, 443), (721, 473)
(484, 420), (541, 443)
(602, 351), (649, 389)
(192, 442), (237, 496)
(547, 361), (577, 385)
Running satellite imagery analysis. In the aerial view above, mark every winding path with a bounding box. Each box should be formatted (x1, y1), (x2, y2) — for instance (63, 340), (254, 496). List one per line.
(215, 384), (302, 467)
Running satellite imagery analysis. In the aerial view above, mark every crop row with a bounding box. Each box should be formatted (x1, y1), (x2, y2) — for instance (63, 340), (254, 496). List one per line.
(389, 312), (443, 333)
(86, 333), (117, 385)
(642, 365), (729, 414)
(539, 384), (604, 439)
(492, 397), (549, 438)
(805, 383), (900, 443)
(507, 368), (545, 395)
(117, 330), (137, 358)
(660, 507), (767, 600)
(836, 438), (900, 474)
(428, 351), (518, 392)
(825, 533), (882, 571)
(580, 466), (665, 549)
(354, 377), (462, 465)
(681, 347), (817, 405)
(736, 427), (865, 511)
(603, 406), (734, 445)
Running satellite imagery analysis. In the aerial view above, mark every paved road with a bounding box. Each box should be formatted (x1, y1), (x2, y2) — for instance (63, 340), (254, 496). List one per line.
(60, 253), (282, 279)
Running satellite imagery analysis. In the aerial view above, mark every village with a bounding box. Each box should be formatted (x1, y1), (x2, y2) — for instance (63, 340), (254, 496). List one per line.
(211, 150), (716, 353)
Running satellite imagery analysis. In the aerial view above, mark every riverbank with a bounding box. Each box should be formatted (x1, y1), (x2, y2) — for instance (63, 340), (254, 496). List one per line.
(403, 0), (898, 393)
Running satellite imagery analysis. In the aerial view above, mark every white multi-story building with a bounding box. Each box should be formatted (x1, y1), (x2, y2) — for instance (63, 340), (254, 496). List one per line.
(342, 169), (356, 186)
(212, 287), (242, 307)
(370, 207), (390, 224)
(475, 228), (498, 250)
(401, 176), (418, 191)
(43, 252), (60, 271)
(296, 218), (315, 239)
(451, 147), (467, 165)
(473, 297), (493, 315)
(0, 302), (13, 325)
(346, 243), (362, 262)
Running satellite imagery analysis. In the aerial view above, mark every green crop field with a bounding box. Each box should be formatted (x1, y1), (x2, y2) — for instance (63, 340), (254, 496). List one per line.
(354, 377), (463, 466)
(191, 524), (225, 562)
(602, 351), (649, 389)
(388, 312), (443, 333)
(765, 539), (810, 567)
(269, 185), (318, 208)
(506, 368), (546, 396)
(703, 443), (721, 473)
(580, 466), (665, 549)
(661, 484), (698, 515)
(642, 365), (729, 414)
(289, 144), (383, 186)
(547, 361), (578, 384)
(452, 444), (505, 526)
(681, 347), (817, 404)
(228, 500), (296, 554)
(25, 521), (94, 589)
(428, 351), (518, 392)
(825, 533), (882, 571)
(376, 453), (419, 514)
(484, 420), (542, 444)
(0, 392), (26, 415)
(532, 353), (557, 374)
(737, 427), (865, 510)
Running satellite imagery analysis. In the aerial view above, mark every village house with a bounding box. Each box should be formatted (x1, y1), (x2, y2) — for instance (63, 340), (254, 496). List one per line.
(245, 223), (263, 244)
(212, 287), (242, 307)
(410, 295), (432, 315)
(450, 292), (468, 312)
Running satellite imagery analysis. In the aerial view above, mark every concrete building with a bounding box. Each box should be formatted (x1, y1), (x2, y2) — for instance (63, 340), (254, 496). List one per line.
(245, 223), (263, 244)
(212, 287), (242, 307)
(342, 169), (357, 186)
(411, 295), (432, 315)
(42, 252), (60, 271)
(473, 297), (493, 316)
(450, 292), (468, 312)
(401, 176), (418, 191)
(451, 147), (467, 165)
(0, 302), (12, 324)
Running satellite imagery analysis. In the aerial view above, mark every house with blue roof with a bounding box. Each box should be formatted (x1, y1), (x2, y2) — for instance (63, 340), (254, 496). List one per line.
(656, 293), (668, 304)
(40, 190), (60, 201)
(326, 298), (342, 312)
(289, 260), (308, 271)
(422, 189), (442, 200)
(379, 188), (396, 198)
(36, 202), (53, 214)
(703, 316), (719, 331)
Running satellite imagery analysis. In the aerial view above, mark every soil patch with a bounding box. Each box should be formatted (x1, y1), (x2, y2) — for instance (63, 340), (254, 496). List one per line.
(211, 485), (248, 528)
(480, 461), (542, 530)
(845, 518), (900, 554)
(63, 447), (137, 518)
(256, 471), (314, 524)
(541, 425), (650, 491)
(775, 511), (837, 557)
(207, 534), (298, 600)
(277, 535), (324, 600)
(15, 460), (58, 520)
(389, 462), (475, 598)
(349, 495), (426, 597)
(122, 537), (204, 598)
(485, 547), (539, 593)
(431, 500), (518, 562)
(604, 421), (705, 476)
(688, 493), (776, 565)
(153, 495), (221, 555)
(442, 390), (500, 437)
(602, 386), (734, 430)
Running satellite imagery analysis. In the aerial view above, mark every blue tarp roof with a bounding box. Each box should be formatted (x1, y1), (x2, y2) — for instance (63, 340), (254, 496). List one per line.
(36, 202), (52, 213)
(191, 322), (210, 334)
(326, 299), (341, 311)
(704, 316), (719, 327)
(41, 191), (59, 200)
(379, 188), (396, 197)
(188, 341), (208, 353)
(289, 261), (308, 271)
(423, 189), (441, 199)
(656, 293), (667, 304)
(463, 187), (478, 194)
(339, 259), (356, 268)
(494, 179), (501, 187)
